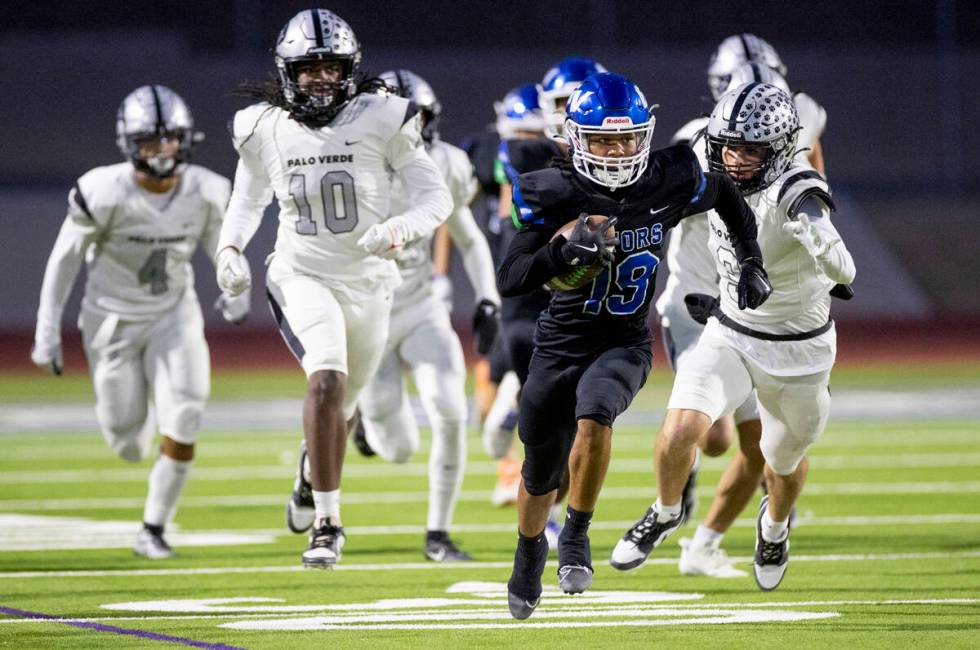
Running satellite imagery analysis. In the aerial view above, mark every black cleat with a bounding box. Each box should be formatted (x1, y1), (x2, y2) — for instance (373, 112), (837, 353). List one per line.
(610, 506), (684, 571)
(753, 495), (790, 591)
(302, 519), (346, 569)
(351, 413), (375, 457)
(680, 465), (699, 526)
(425, 531), (473, 562)
(557, 523), (593, 594)
(507, 533), (549, 620)
(286, 441), (314, 533)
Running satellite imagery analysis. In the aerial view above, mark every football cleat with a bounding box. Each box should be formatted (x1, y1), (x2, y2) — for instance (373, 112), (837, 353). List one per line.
(302, 519), (346, 569)
(754, 495), (790, 591)
(557, 525), (593, 594)
(678, 537), (748, 578)
(507, 533), (549, 620)
(133, 524), (175, 560)
(351, 413), (375, 458)
(680, 450), (700, 526)
(424, 531), (473, 562)
(286, 441), (315, 533)
(610, 506), (684, 571)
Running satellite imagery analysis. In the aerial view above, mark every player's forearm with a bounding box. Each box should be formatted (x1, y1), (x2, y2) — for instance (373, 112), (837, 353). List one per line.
(35, 222), (87, 342)
(447, 205), (500, 303)
(700, 172), (763, 262)
(390, 153), (452, 243)
(218, 195), (265, 253)
(810, 216), (856, 284)
(497, 230), (569, 297)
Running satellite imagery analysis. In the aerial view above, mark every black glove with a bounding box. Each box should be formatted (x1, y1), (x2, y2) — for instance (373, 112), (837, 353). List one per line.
(472, 299), (500, 355)
(560, 214), (619, 266)
(737, 257), (773, 310)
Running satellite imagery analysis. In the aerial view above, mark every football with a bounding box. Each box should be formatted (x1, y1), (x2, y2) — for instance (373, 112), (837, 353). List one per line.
(546, 215), (616, 291)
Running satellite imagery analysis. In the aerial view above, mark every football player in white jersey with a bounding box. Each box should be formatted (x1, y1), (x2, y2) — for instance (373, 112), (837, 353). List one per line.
(214, 9), (452, 568)
(31, 85), (243, 559)
(613, 83), (855, 591)
(350, 69), (500, 561)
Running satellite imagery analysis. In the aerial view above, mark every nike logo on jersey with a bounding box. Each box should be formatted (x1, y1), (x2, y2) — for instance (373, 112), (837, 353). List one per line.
(287, 154), (354, 168)
(649, 204), (675, 216)
(345, 140), (361, 146)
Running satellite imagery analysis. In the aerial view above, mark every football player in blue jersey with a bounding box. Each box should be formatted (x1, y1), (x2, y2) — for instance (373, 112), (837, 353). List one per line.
(497, 72), (771, 619)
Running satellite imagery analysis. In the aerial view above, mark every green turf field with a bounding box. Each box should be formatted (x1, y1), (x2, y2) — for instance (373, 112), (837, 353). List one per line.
(1, 364), (978, 648)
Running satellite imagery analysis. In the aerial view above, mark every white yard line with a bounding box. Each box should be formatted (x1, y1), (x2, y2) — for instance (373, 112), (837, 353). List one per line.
(1, 550), (978, 579)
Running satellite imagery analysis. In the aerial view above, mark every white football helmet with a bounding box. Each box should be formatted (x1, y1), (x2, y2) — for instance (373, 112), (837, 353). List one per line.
(275, 8), (361, 124)
(115, 85), (199, 178)
(707, 34), (787, 101)
(726, 61), (790, 95)
(706, 82), (799, 193)
(379, 69), (441, 142)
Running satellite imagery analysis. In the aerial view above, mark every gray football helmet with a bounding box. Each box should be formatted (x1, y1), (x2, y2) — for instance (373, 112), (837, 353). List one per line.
(379, 69), (441, 142)
(707, 34), (787, 101)
(115, 85), (198, 178)
(275, 8), (361, 124)
(726, 61), (790, 95)
(706, 82), (800, 193)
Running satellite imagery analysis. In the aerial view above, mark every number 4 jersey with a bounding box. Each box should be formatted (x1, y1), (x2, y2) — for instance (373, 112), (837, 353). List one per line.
(35, 163), (230, 343)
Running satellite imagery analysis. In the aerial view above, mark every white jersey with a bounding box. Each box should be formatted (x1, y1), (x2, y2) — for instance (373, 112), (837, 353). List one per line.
(35, 163), (230, 343)
(219, 94), (452, 303)
(657, 94), (828, 323)
(391, 139), (479, 304)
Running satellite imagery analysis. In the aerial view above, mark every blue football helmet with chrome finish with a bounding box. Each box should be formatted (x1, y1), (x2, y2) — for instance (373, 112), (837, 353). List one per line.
(494, 83), (546, 140)
(564, 72), (655, 190)
(538, 56), (607, 139)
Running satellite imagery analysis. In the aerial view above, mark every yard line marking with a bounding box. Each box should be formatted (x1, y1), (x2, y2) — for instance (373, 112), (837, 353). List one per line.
(0, 604), (244, 649)
(1, 550), (978, 579)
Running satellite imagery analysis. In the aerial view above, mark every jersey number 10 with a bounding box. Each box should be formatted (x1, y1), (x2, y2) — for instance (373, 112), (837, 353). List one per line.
(289, 171), (360, 235)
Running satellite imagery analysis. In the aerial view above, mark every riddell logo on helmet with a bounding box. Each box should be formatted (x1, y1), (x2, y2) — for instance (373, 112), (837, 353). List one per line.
(603, 117), (633, 126)
(719, 129), (744, 139)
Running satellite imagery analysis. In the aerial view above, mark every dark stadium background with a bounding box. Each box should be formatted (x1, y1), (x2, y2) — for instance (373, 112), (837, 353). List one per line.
(1, 0), (977, 369)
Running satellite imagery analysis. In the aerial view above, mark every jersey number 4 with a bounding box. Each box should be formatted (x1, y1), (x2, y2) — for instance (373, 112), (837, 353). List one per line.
(138, 249), (168, 295)
(289, 171), (359, 235)
(583, 251), (660, 316)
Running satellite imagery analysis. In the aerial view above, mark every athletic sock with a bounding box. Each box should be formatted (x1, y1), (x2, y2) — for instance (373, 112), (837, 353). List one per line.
(427, 420), (465, 531)
(563, 506), (593, 535)
(691, 525), (723, 550)
(143, 454), (192, 527)
(761, 508), (789, 543)
(313, 489), (341, 527)
(517, 530), (548, 554)
(654, 499), (683, 520)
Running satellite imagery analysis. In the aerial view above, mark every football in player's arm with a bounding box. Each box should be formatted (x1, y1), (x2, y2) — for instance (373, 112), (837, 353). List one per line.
(214, 9), (451, 569)
(31, 85), (241, 559)
(495, 72), (770, 620)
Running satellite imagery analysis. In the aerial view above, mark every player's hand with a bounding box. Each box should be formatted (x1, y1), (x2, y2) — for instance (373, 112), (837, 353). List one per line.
(472, 299), (500, 356)
(214, 288), (250, 325)
(432, 274), (453, 314)
(30, 339), (63, 376)
(560, 213), (619, 266)
(358, 222), (408, 260)
(216, 247), (251, 297)
(737, 257), (772, 310)
(783, 213), (831, 258)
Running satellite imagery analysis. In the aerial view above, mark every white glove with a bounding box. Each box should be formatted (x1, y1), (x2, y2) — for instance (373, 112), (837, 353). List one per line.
(357, 221), (408, 260)
(431, 274), (453, 314)
(214, 288), (251, 324)
(216, 246), (251, 297)
(31, 338), (63, 376)
(782, 213), (835, 258)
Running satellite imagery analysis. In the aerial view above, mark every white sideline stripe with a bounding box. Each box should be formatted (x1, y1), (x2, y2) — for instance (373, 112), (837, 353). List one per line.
(3, 482), (979, 511)
(2, 550), (979, 579)
(2, 452), (980, 485)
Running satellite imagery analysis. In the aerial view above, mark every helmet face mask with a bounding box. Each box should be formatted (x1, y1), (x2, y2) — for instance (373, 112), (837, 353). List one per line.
(116, 85), (197, 179)
(537, 56), (606, 139)
(564, 73), (655, 190)
(275, 9), (361, 124)
(379, 69), (442, 142)
(706, 82), (800, 193)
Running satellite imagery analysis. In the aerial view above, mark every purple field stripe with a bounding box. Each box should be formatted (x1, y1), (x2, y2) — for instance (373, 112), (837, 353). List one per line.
(0, 605), (246, 650)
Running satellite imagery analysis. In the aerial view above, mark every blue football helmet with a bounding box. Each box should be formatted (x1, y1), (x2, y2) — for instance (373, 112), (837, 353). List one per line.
(538, 56), (607, 138)
(564, 73), (655, 189)
(494, 83), (546, 140)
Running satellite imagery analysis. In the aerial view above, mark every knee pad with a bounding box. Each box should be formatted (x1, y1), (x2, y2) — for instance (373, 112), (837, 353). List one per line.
(101, 419), (153, 463)
(165, 398), (205, 446)
(519, 444), (562, 496)
(363, 410), (418, 463)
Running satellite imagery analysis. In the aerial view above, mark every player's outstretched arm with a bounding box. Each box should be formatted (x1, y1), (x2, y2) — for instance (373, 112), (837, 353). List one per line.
(782, 197), (856, 285)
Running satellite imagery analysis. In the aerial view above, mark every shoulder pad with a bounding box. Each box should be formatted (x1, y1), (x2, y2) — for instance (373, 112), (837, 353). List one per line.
(512, 167), (574, 227)
(231, 103), (277, 151)
(73, 164), (127, 225)
(184, 165), (232, 208)
(776, 165), (835, 219)
(507, 138), (563, 176)
(670, 117), (709, 146)
(649, 144), (704, 202)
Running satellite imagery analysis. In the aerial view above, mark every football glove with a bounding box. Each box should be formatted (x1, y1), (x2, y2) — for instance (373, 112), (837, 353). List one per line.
(560, 214), (619, 266)
(357, 221), (408, 259)
(30, 339), (63, 376)
(737, 257), (773, 310)
(472, 299), (500, 356)
(432, 274), (453, 314)
(782, 213), (835, 258)
(215, 247), (251, 297)
(214, 288), (251, 325)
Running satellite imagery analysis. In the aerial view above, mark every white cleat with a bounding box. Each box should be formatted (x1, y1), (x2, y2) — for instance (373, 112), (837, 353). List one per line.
(753, 496), (790, 591)
(302, 520), (346, 569)
(678, 537), (748, 578)
(133, 525), (175, 560)
(610, 507), (683, 571)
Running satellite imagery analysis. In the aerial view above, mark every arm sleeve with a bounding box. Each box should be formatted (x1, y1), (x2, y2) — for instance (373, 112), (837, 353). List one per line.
(35, 190), (100, 345)
(218, 145), (272, 253)
(798, 195), (856, 284)
(496, 227), (569, 297)
(446, 202), (500, 304)
(200, 177), (232, 264)
(690, 171), (762, 262)
(386, 117), (452, 242)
